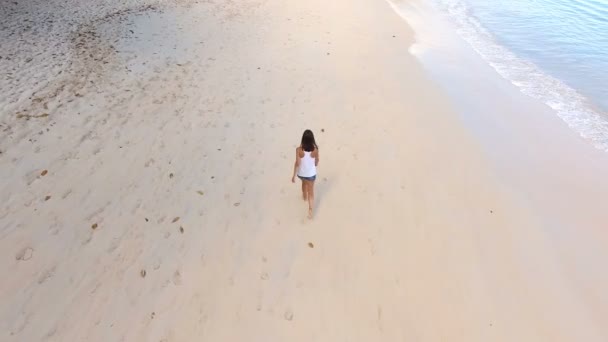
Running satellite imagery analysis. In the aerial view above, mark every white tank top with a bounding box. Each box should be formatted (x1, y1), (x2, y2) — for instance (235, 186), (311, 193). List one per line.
(298, 150), (317, 177)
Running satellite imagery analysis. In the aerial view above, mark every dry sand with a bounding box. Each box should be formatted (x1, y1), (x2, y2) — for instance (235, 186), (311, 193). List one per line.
(1, 0), (608, 341)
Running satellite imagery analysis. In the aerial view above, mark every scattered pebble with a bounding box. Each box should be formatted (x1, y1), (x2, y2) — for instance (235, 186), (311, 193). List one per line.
(169, 173), (174, 178)
(151, 312), (155, 319)
(91, 223), (98, 230)
(321, 128), (325, 132)
(179, 226), (184, 234)
(233, 202), (240, 207)
(172, 217), (180, 223)
(490, 210), (493, 214)
(308, 242), (314, 248)
(44, 195), (51, 201)
(41, 169), (48, 176)
(196, 190), (204, 196)
(140, 269), (146, 278)
(145, 218), (149, 222)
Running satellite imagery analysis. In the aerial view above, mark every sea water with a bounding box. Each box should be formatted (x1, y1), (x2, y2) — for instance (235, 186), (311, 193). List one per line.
(390, 0), (608, 151)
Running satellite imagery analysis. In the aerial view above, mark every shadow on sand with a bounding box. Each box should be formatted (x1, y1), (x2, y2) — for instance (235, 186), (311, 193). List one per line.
(314, 175), (333, 217)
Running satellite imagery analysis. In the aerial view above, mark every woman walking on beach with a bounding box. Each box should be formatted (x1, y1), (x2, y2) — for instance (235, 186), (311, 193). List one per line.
(292, 129), (319, 219)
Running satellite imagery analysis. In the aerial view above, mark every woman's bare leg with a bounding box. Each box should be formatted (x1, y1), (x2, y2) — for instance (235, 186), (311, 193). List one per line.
(301, 179), (307, 200)
(307, 180), (315, 219)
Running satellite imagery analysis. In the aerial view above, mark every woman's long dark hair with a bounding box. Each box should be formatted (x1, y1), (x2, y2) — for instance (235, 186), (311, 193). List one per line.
(300, 129), (318, 152)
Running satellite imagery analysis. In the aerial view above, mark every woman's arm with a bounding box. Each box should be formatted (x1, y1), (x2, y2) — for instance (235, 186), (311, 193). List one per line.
(291, 147), (300, 183)
(314, 149), (319, 166)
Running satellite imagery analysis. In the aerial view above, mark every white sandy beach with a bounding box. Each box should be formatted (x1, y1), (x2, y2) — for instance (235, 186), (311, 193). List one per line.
(2, 0), (608, 341)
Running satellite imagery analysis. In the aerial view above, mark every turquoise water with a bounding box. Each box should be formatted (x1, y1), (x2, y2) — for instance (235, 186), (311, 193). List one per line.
(429, 0), (608, 150)
(457, 0), (608, 110)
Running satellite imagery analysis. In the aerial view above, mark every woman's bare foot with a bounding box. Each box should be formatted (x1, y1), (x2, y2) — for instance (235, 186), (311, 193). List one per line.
(308, 207), (313, 219)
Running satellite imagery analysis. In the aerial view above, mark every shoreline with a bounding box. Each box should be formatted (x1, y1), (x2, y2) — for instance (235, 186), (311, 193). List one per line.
(388, 0), (608, 152)
(2, 0), (608, 340)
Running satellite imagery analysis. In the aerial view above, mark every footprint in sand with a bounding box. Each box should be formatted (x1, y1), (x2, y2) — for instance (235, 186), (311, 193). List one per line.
(172, 270), (182, 285)
(38, 266), (56, 284)
(61, 189), (72, 199)
(24, 170), (42, 185)
(107, 238), (120, 253)
(284, 309), (294, 321)
(43, 326), (57, 339)
(15, 247), (34, 261)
